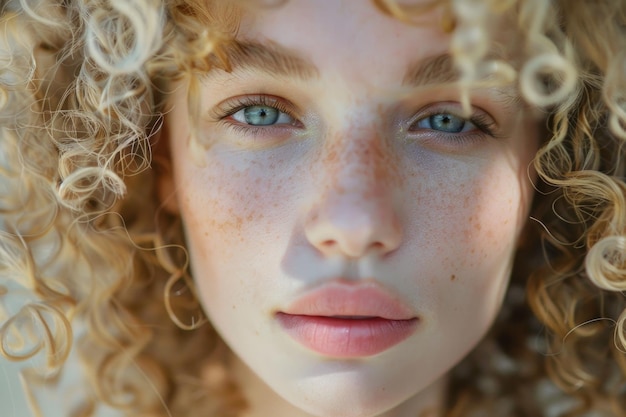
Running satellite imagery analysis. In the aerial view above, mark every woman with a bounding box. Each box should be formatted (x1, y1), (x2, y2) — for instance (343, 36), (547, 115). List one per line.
(1, 0), (625, 416)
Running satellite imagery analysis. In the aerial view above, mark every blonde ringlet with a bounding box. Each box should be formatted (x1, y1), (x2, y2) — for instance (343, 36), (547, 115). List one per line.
(586, 236), (626, 292)
(519, 51), (578, 107)
(85, 0), (164, 75)
(0, 0), (625, 416)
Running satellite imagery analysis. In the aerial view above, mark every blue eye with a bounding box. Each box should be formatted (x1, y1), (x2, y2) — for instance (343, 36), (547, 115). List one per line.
(415, 113), (475, 133)
(232, 105), (295, 126)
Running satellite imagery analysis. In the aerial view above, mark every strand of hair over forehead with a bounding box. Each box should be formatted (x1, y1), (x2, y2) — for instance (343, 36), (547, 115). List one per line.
(373, 0), (578, 111)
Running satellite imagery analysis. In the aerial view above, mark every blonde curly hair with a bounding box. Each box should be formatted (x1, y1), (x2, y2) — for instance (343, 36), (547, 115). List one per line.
(0, 0), (625, 416)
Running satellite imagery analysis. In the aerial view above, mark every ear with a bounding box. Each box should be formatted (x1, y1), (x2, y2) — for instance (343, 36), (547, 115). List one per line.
(152, 120), (180, 215)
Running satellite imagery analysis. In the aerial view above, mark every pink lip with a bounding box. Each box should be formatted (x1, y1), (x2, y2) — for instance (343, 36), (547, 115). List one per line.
(276, 281), (419, 358)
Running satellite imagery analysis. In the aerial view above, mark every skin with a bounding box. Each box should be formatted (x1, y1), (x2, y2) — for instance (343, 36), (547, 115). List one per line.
(159, 1), (540, 416)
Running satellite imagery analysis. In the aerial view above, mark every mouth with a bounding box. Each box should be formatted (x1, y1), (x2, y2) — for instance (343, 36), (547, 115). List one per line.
(275, 281), (419, 358)
(276, 313), (418, 358)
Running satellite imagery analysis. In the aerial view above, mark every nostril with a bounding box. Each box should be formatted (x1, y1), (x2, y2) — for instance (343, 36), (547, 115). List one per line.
(370, 242), (384, 251)
(314, 235), (390, 258)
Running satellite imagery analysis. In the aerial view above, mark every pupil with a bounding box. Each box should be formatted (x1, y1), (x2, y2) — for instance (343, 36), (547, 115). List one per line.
(430, 114), (464, 133)
(244, 106), (279, 126)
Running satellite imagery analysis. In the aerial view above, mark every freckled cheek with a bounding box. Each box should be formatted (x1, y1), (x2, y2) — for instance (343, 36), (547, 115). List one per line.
(468, 194), (517, 252)
(176, 159), (296, 262)
(413, 166), (526, 277)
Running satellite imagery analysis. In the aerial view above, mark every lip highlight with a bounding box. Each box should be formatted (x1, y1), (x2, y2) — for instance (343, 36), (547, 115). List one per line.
(276, 281), (419, 357)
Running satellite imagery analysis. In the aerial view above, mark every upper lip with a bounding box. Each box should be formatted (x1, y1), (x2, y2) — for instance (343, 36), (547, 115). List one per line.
(277, 279), (416, 320)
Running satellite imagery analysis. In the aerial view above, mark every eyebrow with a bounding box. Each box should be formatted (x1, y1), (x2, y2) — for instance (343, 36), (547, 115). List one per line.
(213, 41), (513, 95)
(216, 40), (319, 80)
(402, 53), (460, 86)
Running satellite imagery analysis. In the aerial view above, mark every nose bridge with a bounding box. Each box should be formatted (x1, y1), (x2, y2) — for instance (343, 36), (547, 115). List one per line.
(304, 126), (402, 258)
(320, 122), (396, 213)
(331, 125), (389, 193)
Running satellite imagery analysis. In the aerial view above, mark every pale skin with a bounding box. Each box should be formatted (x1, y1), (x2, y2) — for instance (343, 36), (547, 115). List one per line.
(158, 1), (540, 416)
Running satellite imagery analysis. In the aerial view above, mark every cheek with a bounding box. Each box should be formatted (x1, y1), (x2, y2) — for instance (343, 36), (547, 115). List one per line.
(173, 149), (302, 319)
(444, 173), (520, 270)
(404, 152), (531, 317)
(178, 158), (284, 259)
(419, 151), (529, 262)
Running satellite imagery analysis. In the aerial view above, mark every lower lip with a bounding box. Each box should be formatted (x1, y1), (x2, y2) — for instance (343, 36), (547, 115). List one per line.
(276, 313), (419, 358)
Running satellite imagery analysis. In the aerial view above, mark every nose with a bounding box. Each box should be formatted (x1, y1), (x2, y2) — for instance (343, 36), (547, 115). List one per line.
(304, 132), (403, 258)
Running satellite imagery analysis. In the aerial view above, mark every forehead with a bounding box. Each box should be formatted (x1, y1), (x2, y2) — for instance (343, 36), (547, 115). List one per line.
(231, 1), (524, 85)
(236, 1), (451, 77)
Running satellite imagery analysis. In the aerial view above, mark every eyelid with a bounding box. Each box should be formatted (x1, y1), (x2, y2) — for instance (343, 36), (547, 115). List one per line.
(210, 94), (303, 126)
(408, 103), (499, 138)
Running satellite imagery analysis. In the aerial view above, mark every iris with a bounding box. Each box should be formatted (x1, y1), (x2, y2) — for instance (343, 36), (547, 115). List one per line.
(427, 114), (467, 133)
(243, 105), (280, 126)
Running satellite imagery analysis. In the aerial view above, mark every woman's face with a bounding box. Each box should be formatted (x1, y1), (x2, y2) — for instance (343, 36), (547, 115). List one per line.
(161, 1), (539, 416)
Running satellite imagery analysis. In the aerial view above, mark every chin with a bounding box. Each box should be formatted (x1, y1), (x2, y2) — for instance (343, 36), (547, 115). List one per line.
(286, 396), (394, 417)
(270, 371), (419, 417)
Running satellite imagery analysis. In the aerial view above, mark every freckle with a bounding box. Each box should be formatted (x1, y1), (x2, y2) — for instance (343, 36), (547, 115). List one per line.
(450, 274), (456, 281)
(324, 147), (338, 164)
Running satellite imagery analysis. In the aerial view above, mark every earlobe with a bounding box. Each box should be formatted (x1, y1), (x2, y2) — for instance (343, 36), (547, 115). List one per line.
(153, 123), (180, 215)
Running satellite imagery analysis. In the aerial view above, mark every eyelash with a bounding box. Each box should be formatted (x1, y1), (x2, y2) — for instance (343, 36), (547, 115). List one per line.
(212, 95), (301, 134)
(463, 113), (495, 136)
(408, 108), (500, 145)
(211, 96), (499, 149)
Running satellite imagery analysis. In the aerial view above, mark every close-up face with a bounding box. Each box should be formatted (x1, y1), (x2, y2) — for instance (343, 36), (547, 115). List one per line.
(161, 1), (540, 416)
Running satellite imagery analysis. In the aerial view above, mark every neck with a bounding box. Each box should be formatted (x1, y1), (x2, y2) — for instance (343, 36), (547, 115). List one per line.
(230, 354), (448, 417)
